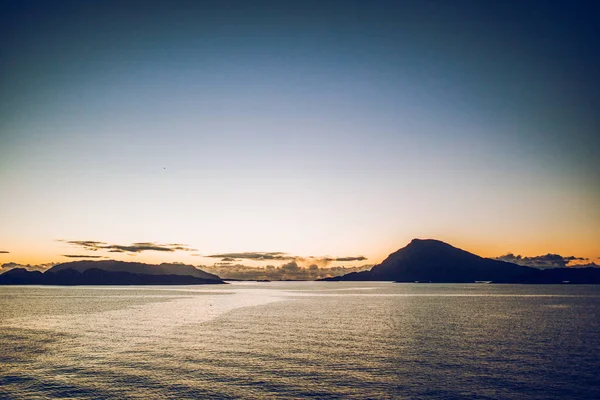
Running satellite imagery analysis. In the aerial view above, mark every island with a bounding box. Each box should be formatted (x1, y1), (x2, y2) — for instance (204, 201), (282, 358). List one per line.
(321, 239), (600, 284)
(0, 260), (225, 285)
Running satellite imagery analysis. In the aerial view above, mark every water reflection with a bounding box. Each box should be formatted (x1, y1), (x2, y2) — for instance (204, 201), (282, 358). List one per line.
(1, 283), (599, 399)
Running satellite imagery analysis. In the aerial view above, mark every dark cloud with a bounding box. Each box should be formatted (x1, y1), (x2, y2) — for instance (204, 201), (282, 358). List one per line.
(0, 250), (9, 254)
(321, 256), (367, 262)
(62, 254), (106, 259)
(280, 261), (301, 272)
(106, 244), (174, 253)
(206, 252), (295, 261)
(59, 240), (107, 251)
(62, 240), (197, 254)
(496, 253), (589, 269)
(202, 262), (373, 281)
(206, 252), (367, 265)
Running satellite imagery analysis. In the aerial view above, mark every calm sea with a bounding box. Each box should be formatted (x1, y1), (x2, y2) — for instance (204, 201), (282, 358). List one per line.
(1, 282), (599, 399)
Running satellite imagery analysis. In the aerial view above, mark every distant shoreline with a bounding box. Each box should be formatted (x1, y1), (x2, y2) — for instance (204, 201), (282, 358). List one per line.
(0, 267), (226, 286)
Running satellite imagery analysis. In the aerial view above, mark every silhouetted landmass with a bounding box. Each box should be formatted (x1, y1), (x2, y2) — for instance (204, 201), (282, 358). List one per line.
(47, 260), (220, 280)
(322, 239), (600, 284)
(0, 260), (225, 285)
(0, 268), (46, 284)
(504, 267), (600, 284)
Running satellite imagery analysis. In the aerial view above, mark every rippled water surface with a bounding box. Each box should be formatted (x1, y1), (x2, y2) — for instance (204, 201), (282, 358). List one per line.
(1, 282), (599, 399)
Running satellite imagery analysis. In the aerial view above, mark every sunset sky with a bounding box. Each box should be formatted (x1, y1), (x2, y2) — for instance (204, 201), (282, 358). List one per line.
(1, 1), (599, 269)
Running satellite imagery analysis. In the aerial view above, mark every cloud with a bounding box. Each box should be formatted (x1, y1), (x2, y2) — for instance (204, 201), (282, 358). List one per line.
(61, 240), (197, 254)
(62, 240), (107, 251)
(206, 252), (295, 261)
(0, 250), (10, 254)
(201, 261), (373, 281)
(320, 256), (367, 262)
(280, 261), (301, 272)
(206, 252), (367, 265)
(105, 243), (174, 253)
(496, 253), (589, 269)
(62, 254), (106, 259)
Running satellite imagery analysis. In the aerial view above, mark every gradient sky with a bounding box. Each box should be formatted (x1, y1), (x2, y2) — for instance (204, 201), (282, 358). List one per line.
(1, 0), (599, 267)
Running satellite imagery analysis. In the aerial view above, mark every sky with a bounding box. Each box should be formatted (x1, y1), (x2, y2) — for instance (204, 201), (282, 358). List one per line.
(1, 0), (599, 271)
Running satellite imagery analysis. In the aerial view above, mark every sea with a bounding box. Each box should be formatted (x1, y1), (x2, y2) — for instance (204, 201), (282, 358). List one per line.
(1, 282), (599, 399)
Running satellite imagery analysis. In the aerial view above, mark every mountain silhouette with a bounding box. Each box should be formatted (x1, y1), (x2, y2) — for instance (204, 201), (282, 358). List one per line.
(0, 261), (225, 285)
(47, 260), (220, 280)
(0, 268), (46, 284)
(2, 242), (599, 285)
(323, 239), (600, 283)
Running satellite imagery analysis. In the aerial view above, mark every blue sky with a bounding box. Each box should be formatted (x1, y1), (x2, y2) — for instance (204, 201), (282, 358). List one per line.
(1, 0), (598, 265)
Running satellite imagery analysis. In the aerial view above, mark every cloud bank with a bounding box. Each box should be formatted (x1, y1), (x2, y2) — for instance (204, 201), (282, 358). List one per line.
(202, 261), (372, 281)
(62, 254), (107, 259)
(496, 253), (591, 269)
(206, 252), (367, 266)
(206, 252), (295, 261)
(317, 256), (367, 262)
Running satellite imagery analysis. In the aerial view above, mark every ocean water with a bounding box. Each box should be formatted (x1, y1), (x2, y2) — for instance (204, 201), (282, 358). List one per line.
(1, 282), (599, 399)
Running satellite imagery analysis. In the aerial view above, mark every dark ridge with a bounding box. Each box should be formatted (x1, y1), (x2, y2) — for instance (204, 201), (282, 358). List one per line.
(321, 239), (600, 284)
(0, 260), (226, 285)
(0, 267), (226, 285)
(0, 268), (45, 284)
(503, 267), (600, 284)
(46, 260), (221, 281)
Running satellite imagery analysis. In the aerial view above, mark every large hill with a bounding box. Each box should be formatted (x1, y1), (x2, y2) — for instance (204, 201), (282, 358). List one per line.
(324, 239), (600, 283)
(47, 260), (220, 280)
(0, 260), (225, 285)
